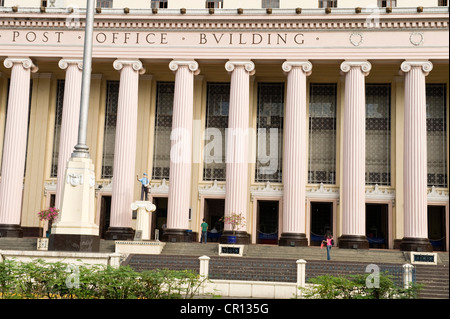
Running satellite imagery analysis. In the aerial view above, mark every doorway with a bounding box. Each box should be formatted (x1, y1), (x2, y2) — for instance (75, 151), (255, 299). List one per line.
(428, 205), (446, 251)
(99, 195), (111, 239)
(152, 197), (168, 240)
(310, 202), (333, 246)
(366, 204), (388, 249)
(257, 200), (279, 245)
(204, 198), (225, 242)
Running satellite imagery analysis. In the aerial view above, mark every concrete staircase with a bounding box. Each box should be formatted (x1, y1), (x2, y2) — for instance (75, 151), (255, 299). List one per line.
(160, 242), (410, 264)
(160, 242), (220, 257)
(415, 264), (449, 299)
(0, 237), (37, 251)
(0, 238), (117, 253)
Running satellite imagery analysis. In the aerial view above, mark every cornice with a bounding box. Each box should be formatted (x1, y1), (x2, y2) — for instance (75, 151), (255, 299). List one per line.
(0, 12), (448, 32)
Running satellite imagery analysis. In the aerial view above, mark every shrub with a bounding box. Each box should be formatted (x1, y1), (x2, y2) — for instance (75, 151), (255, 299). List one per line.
(301, 272), (422, 299)
(0, 259), (207, 299)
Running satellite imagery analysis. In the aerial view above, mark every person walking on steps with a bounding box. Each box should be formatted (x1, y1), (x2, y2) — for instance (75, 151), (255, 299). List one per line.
(322, 231), (334, 261)
(201, 219), (208, 244)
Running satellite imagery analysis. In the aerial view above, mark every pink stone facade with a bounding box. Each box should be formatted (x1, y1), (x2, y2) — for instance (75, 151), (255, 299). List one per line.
(0, 9), (448, 251)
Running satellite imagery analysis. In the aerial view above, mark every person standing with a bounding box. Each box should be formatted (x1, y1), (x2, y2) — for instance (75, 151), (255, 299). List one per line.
(322, 232), (334, 261)
(136, 173), (150, 201)
(201, 219), (208, 244)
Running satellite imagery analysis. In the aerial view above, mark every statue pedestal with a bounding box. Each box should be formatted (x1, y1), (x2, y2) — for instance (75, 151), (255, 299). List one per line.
(132, 201), (156, 241)
(49, 157), (99, 252)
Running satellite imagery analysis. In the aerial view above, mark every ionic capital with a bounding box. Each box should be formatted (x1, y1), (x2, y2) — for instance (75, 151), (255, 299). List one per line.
(340, 61), (371, 76)
(131, 201), (156, 212)
(113, 59), (146, 74)
(3, 57), (38, 73)
(400, 60), (433, 76)
(225, 60), (255, 76)
(169, 60), (200, 75)
(58, 58), (83, 71)
(282, 60), (313, 76)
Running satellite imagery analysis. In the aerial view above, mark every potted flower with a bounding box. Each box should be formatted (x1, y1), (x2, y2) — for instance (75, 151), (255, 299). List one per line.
(37, 207), (59, 237)
(219, 212), (246, 244)
(38, 206), (59, 222)
(36, 207), (59, 251)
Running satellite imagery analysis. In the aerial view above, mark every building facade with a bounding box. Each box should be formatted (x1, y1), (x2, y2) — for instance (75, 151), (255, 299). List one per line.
(0, 1), (448, 251)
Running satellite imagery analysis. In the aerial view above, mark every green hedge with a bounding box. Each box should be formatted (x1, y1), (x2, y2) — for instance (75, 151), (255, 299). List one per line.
(300, 273), (422, 299)
(0, 258), (207, 299)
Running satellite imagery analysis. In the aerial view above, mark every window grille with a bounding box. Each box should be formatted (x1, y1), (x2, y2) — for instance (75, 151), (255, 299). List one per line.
(426, 84), (447, 188)
(206, 0), (223, 8)
(101, 81), (119, 179)
(365, 84), (391, 186)
(378, 0), (397, 7)
(318, 0), (337, 8)
(255, 83), (284, 183)
(152, 82), (174, 180)
(50, 80), (65, 178)
(151, 0), (168, 8)
(96, 0), (113, 8)
(308, 84), (337, 184)
(203, 83), (229, 181)
(262, 0), (280, 8)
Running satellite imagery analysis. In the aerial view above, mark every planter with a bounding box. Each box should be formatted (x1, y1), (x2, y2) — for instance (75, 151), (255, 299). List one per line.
(227, 235), (237, 244)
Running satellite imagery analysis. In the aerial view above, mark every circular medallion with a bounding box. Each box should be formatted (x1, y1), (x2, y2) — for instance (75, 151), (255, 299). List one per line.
(410, 32), (424, 46)
(350, 33), (363, 46)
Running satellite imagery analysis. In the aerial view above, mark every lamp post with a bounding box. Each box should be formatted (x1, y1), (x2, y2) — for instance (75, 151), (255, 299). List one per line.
(73, 0), (95, 158)
(48, 0), (100, 252)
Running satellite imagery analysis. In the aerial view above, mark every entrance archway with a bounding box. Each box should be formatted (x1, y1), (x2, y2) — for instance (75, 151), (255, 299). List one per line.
(310, 202), (333, 246)
(204, 198), (225, 242)
(99, 195), (111, 239)
(428, 205), (446, 251)
(366, 204), (388, 249)
(257, 200), (279, 245)
(152, 197), (168, 240)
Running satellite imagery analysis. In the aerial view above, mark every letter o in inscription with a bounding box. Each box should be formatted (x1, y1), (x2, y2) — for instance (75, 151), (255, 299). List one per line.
(26, 31), (37, 42)
(96, 33), (107, 43)
(294, 33), (304, 45)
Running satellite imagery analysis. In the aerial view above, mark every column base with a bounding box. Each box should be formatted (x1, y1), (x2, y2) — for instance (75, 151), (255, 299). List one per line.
(338, 235), (369, 249)
(104, 227), (135, 240)
(162, 229), (193, 243)
(400, 237), (433, 252)
(278, 233), (308, 247)
(48, 234), (100, 252)
(0, 224), (23, 238)
(219, 231), (250, 245)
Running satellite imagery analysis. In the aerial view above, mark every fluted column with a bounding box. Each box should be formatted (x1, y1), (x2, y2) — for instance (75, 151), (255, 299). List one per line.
(55, 59), (83, 210)
(105, 59), (145, 240)
(221, 60), (255, 245)
(279, 61), (312, 247)
(400, 60), (433, 252)
(339, 61), (371, 249)
(163, 60), (200, 242)
(0, 58), (38, 238)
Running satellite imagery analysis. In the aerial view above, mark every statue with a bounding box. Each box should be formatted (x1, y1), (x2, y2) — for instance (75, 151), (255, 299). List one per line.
(136, 173), (150, 201)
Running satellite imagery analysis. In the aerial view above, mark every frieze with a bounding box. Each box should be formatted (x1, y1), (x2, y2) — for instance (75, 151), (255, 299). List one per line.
(1, 28), (446, 52)
(0, 10), (448, 31)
